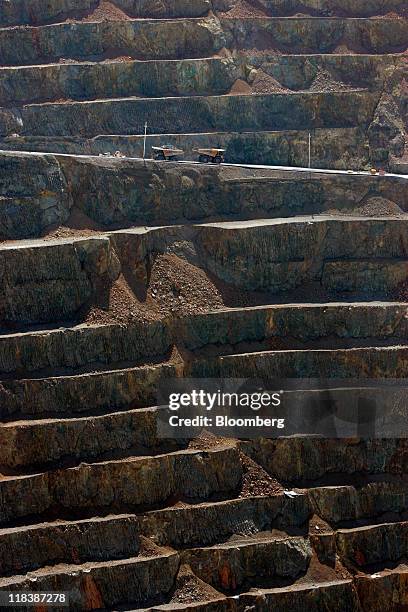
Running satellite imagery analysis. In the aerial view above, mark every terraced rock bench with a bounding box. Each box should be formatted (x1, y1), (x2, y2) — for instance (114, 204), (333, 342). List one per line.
(1, 346), (407, 420)
(1, 218), (407, 325)
(241, 437), (408, 482)
(221, 17), (408, 55)
(0, 446), (242, 524)
(237, 0), (408, 17)
(0, 52), (401, 106)
(0, 551), (180, 610)
(0, 57), (242, 106)
(1, 302), (406, 375)
(0, 1), (406, 169)
(0, 127), (373, 169)
(0, 236), (120, 324)
(0, 91), (378, 139)
(0, 17), (224, 66)
(189, 346), (408, 379)
(1, 2), (408, 610)
(1, 152), (407, 240)
(0, 0), (212, 27)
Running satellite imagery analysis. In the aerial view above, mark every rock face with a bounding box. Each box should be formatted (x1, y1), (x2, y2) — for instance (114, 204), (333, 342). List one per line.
(0, 236), (121, 324)
(0, 152), (71, 238)
(1, 152), (407, 240)
(0, 1), (406, 169)
(0, 2), (408, 611)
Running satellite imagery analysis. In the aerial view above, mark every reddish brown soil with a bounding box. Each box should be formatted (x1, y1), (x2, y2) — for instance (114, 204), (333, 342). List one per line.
(189, 432), (236, 451)
(229, 79), (253, 95)
(147, 253), (224, 317)
(239, 452), (283, 497)
(230, 70), (358, 95)
(219, 1), (408, 19)
(189, 439), (284, 497)
(381, 12), (408, 19)
(327, 197), (405, 217)
(309, 514), (333, 535)
(101, 55), (134, 63)
(139, 536), (167, 558)
(219, 0), (268, 18)
(332, 43), (357, 55)
(43, 208), (103, 240)
(251, 70), (289, 93)
(84, 253), (225, 325)
(58, 58), (82, 64)
(236, 47), (283, 57)
(171, 565), (223, 605)
(297, 555), (352, 586)
(85, 274), (159, 325)
(352, 197), (405, 216)
(76, 1), (131, 22)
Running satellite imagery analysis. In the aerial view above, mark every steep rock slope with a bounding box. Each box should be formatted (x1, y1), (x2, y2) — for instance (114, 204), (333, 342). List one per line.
(0, 2), (408, 611)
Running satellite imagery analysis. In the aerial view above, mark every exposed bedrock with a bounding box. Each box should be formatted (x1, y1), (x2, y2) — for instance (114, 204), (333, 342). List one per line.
(1, 303), (407, 375)
(0, 92), (378, 138)
(63, 156), (405, 226)
(140, 495), (310, 549)
(0, 3), (408, 611)
(188, 346), (408, 379)
(241, 438), (408, 482)
(117, 217), (408, 299)
(224, 0), (408, 17)
(0, 58), (242, 106)
(0, 55), (400, 106)
(0, 17), (225, 66)
(1, 0), (406, 26)
(0, 0), (211, 27)
(0, 17), (405, 67)
(0, 515), (142, 575)
(182, 535), (312, 589)
(2, 153), (407, 240)
(337, 521), (408, 567)
(1, 348), (407, 418)
(369, 91), (406, 163)
(0, 236), (120, 324)
(0, 127), (374, 171)
(245, 53), (402, 92)
(0, 363), (176, 419)
(221, 17), (408, 55)
(0, 151), (72, 238)
(1, 218), (407, 325)
(0, 551), (180, 610)
(187, 218), (408, 291)
(0, 446), (242, 524)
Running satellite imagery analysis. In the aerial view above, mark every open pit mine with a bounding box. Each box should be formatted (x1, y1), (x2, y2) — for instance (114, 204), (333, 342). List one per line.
(0, 0), (408, 610)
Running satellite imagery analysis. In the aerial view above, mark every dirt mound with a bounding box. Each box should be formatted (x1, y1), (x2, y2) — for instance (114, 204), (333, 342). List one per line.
(147, 253), (225, 317)
(308, 69), (358, 93)
(189, 431), (236, 451)
(251, 69), (289, 93)
(80, 1), (131, 22)
(85, 273), (159, 325)
(332, 44), (356, 55)
(43, 208), (103, 240)
(80, 253), (225, 325)
(171, 565), (223, 605)
(353, 197), (404, 216)
(219, 0), (268, 18)
(239, 452), (283, 497)
(229, 78), (253, 95)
